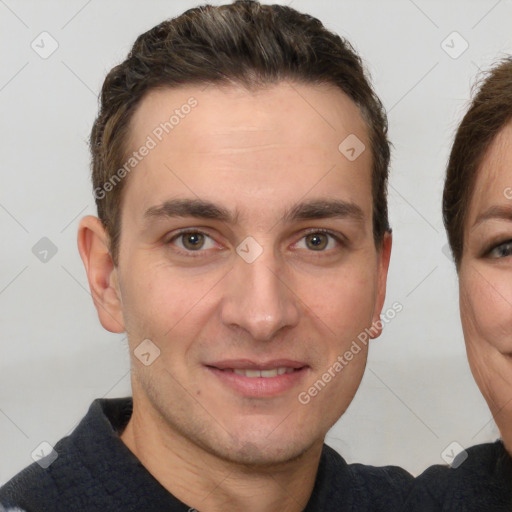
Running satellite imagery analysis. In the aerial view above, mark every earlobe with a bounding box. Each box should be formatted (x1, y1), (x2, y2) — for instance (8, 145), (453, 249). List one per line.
(77, 215), (125, 333)
(370, 231), (393, 339)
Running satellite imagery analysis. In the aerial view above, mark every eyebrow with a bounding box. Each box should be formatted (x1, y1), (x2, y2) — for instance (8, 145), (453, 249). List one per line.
(283, 199), (365, 223)
(474, 205), (512, 226)
(145, 198), (234, 223)
(143, 198), (365, 225)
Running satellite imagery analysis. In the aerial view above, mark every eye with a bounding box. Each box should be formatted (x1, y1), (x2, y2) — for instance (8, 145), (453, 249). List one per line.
(167, 230), (218, 254)
(294, 229), (342, 252)
(488, 240), (512, 259)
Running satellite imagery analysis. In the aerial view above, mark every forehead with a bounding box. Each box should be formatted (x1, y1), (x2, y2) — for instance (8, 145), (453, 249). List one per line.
(128, 82), (368, 152)
(467, 122), (512, 221)
(122, 81), (373, 223)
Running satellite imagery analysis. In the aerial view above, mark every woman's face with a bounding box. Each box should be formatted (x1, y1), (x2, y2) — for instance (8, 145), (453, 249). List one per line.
(459, 121), (512, 450)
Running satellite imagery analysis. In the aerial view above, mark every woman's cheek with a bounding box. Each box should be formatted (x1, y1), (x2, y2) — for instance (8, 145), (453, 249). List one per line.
(461, 275), (512, 354)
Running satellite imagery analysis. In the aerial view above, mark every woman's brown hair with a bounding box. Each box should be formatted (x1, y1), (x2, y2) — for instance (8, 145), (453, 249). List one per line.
(443, 57), (512, 268)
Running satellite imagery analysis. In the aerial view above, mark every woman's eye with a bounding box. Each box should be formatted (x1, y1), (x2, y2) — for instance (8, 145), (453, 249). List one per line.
(170, 231), (217, 252)
(488, 241), (512, 259)
(295, 231), (340, 252)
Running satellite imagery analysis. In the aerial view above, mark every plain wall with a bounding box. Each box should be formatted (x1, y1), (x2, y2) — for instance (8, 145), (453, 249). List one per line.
(1, 0), (510, 483)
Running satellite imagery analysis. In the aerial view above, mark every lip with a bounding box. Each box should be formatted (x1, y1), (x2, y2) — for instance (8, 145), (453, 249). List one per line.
(205, 359), (309, 397)
(207, 359), (307, 370)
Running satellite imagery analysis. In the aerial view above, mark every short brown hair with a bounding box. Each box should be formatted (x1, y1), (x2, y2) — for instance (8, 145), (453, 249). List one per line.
(90, 0), (390, 264)
(443, 57), (512, 268)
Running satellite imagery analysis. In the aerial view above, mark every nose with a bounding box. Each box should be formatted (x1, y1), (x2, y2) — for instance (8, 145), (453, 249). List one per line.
(220, 250), (301, 342)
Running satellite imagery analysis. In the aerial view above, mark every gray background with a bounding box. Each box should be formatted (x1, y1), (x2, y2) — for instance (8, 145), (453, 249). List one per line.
(1, 0), (510, 482)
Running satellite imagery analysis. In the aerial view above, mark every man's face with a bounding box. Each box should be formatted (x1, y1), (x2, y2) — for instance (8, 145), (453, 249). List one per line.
(112, 82), (389, 465)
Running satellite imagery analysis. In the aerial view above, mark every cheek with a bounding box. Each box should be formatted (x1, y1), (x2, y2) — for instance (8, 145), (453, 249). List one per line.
(461, 270), (512, 354)
(118, 256), (222, 340)
(295, 263), (378, 343)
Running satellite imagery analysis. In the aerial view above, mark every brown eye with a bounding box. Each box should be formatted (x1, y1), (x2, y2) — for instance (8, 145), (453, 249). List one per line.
(305, 232), (329, 251)
(168, 230), (217, 254)
(181, 232), (205, 250)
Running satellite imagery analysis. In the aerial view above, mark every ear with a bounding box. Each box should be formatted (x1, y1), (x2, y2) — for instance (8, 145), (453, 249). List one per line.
(370, 231), (392, 339)
(77, 216), (125, 333)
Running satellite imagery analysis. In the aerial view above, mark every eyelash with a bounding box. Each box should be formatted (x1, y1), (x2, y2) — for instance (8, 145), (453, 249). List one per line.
(165, 228), (345, 258)
(485, 239), (512, 259)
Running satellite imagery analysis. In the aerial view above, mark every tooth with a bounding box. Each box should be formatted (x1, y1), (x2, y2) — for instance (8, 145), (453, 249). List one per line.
(231, 368), (296, 378)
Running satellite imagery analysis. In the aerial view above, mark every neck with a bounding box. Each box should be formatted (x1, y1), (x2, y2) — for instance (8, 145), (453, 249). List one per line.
(120, 398), (323, 512)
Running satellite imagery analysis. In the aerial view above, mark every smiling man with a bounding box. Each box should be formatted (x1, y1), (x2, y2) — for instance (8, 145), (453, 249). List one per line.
(0, 1), (415, 511)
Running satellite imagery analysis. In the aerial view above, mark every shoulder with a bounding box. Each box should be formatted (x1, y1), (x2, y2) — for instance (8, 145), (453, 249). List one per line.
(404, 440), (512, 511)
(346, 459), (414, 507)
(0, 458), (62, 511)
(308, 444), (413, 511)
(323, 445), (413, 491)
(0, 398), (131, 512)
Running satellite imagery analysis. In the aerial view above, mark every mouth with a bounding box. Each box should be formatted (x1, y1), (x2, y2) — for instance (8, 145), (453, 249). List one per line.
(223, 367), (298, 378)
(205, 360), (309, 397)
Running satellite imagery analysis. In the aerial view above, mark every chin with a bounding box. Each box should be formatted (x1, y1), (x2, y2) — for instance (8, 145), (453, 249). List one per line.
(227, 414), (322, 462)
(143, 379), (324, 466)
(207, 434), (316, 467)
